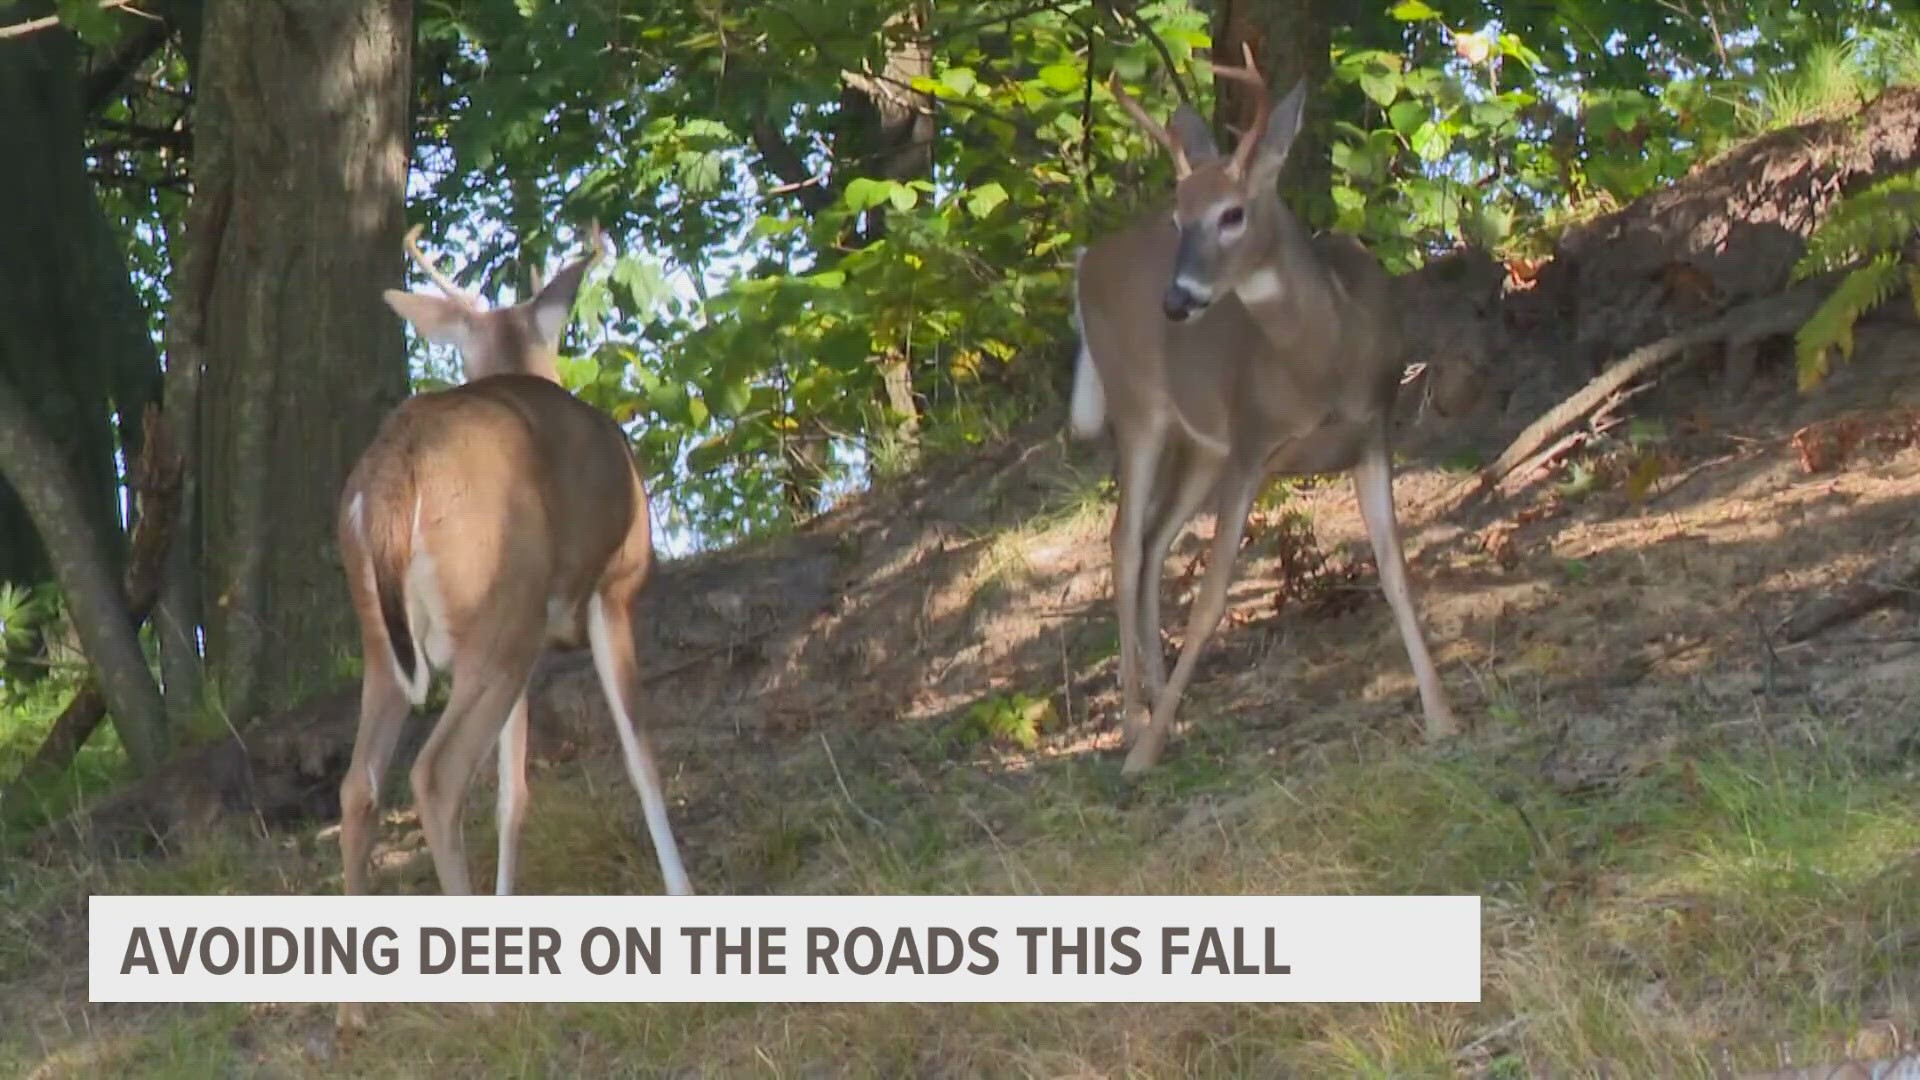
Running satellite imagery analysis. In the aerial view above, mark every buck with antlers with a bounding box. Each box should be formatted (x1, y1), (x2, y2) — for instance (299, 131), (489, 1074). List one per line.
(1069, 50), (1461, 773)
(334, 224), (690, 1025)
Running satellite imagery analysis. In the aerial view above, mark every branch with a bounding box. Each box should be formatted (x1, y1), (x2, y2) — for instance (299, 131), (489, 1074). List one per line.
(1441, 274), (1844, 513)
(1098, 0), (1195, 109)
(0, 0), (148, 41)
(750, 116), (834, 214)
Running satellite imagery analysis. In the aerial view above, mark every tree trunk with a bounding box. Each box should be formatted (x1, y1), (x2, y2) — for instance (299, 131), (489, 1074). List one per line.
(6, 405), (182, 786)
(0, 1), (166, 679)
(0, 380), (167, 773)
(190, 0), (414, 726)
(1209, 0), (1330, 215)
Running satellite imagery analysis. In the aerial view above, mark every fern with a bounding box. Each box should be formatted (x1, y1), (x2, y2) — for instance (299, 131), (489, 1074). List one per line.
(1796, 173), (1920, 279)
(1794, 172), (1920, 389)
(1795, 255), (1914, 389)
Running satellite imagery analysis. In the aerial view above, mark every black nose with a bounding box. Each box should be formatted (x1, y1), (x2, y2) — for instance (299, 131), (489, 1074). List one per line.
(1163, 284), (1198, 322)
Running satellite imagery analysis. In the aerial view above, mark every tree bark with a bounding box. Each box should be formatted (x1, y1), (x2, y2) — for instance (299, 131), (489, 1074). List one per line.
(7, 405), (181, 784)
(1209, 0), (1330, 213)
(190, 0), (414, 725)
(0, 380), (166, 773)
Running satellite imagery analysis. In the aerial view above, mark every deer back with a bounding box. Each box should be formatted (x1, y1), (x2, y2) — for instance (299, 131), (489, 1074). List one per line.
(339, 227), (647, 651)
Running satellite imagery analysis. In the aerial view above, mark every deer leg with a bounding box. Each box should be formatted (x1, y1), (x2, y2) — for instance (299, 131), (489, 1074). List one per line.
(1137, 447), (1226, 705)
(587, 590), (693, 896)
(1352, 440), (1460, 739)
(1110, 423), (1167, 742)
(411, 651), (538, 898)
(1127, 469), (1264, 775)
(335, 632), (413, 1033)
(493, 692), (531, 896)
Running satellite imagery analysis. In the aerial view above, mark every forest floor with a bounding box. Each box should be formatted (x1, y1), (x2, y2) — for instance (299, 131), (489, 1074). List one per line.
(6, 334), (1920, 1077)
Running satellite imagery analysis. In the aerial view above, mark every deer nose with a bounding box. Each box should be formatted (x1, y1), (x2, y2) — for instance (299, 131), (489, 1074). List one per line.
(1163, 282), (1203, 322)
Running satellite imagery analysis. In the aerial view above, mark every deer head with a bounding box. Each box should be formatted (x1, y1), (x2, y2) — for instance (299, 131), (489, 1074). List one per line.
(381, 223), (608, 383)
(1111, 46), (1308, 323)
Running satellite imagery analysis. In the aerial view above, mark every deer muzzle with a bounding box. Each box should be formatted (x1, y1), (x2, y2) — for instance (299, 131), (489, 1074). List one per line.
(1163, 280), (1206, 322)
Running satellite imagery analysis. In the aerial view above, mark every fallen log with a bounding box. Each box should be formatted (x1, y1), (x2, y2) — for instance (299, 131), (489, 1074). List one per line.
(1444, 275), (1839, 514)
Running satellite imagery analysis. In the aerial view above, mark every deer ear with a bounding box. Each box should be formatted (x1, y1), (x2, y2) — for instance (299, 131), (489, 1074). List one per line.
(1250, 80), (1309, 185)
(525, 256), (592, 350)
(1167, 104), (1221, 162)
(383, 289), (475, 354)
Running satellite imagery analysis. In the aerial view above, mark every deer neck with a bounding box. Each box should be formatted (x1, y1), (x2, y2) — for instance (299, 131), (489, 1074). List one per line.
(1231, 208), (1341, 351)
(467, 354), (562, 385)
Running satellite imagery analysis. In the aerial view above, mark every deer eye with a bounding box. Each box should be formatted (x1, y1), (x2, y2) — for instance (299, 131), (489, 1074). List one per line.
(1219, 205), (1246, 230)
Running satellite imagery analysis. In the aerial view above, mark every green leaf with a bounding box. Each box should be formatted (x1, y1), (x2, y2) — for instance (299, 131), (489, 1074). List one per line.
(966, 182), (1009, 218)
(807, 269), (847, 290)
(707, 378), (753, 419)
(1411, 120), (1451, 162)
(888, 182), (918, 212)
(941, 67), (978, 95)
(1389, 100), (1427, 135)
(1389, 0), (1441, 20)
(844, 177), (890, 212)
(1038, 63), (1082, 92)
(1360, 68), (1401, 107)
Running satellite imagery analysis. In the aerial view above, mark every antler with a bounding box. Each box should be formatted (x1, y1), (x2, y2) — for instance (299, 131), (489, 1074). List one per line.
(1108, 73), (1193, 178)
(403, 224), (481, 310)
(528, 220), (608, 296)
(1209, 42), (1271, 179)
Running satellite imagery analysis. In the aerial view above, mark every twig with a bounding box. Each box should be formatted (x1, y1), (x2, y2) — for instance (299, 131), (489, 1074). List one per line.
(1, 0), (147, 40)
(1098, 0), (1195, 108)
(817, 731), (885, 832)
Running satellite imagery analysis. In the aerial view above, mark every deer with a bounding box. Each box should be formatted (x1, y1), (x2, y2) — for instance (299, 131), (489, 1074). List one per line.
(1067, 48), (1461, 774)
(333, 223), (690, 1027)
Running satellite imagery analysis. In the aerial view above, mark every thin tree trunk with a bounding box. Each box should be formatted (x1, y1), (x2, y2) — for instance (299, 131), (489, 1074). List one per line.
(0, 380), (166, 773)
(8, 405), (181, 783)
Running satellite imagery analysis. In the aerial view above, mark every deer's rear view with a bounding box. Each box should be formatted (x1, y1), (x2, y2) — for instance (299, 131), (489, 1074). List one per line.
(335, 225), (689, 1027)
(1071, 51), (1460, 773)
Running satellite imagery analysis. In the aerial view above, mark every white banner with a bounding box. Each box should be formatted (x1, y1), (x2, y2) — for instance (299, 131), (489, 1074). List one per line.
(90, 894), (1480, 1004)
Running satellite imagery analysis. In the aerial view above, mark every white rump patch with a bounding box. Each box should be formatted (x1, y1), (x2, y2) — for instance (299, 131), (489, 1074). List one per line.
(346, 491), (365, 538)
(1235, 267), (1285, 306)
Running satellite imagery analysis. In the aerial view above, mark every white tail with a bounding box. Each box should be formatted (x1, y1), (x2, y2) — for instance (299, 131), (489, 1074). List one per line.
(1077, 48), (1460, 773)
(334, 224), (690, 1030)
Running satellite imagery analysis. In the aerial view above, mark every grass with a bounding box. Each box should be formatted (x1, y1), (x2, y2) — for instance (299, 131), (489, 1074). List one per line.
(0, 674), (134, 844)
(4, 715), (1915, 1077)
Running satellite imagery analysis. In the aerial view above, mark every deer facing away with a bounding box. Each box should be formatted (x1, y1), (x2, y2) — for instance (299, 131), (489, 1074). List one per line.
(1069, 53), (1461, 773)
(334, 225), (690, 1026)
